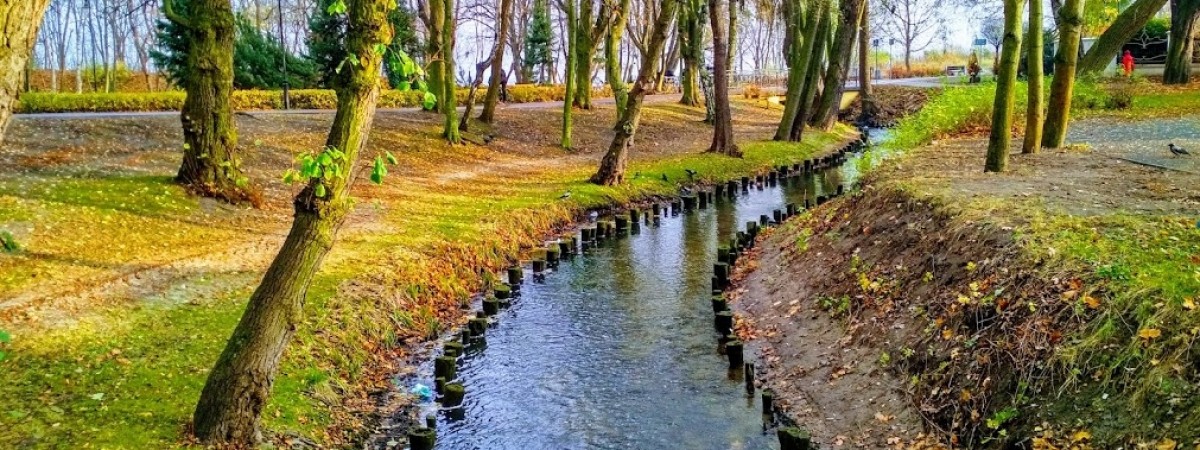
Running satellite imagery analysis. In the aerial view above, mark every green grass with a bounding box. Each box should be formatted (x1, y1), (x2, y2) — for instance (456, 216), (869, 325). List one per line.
(0, 123), (854, 448)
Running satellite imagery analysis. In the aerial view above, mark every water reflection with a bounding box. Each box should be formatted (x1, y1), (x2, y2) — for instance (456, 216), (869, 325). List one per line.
(403, 131), (888, 450)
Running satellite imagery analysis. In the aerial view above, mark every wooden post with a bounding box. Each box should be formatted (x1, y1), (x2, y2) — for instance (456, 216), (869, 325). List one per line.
(773, 209), (782, 224)
(714, 262), (730, 287)
(444, 341), (464, 358)
(777, 427), (811, 450)
(434, 356), (457, 380)
(712, 295), (728, 313)
(786, 204), (796, 216)
(727, 180), (738, 196)
(442, 382), (466, 407)
(698, 192), (708, 209)
(407, 427), (436, 450)
(836, 185), (844, 196)
(726, 339), (744, 368)
(762, 388), (775, 414)
(425, 414), (437, 429)
(759, 215), (769, 226)
(744, 362), (755, 393)
(435, 376), (447, 393)
(507, 266), (523, 285)
(717, 246), (731, 264)
(715, 310), (734, 335)
(468, 318), (488, 336)
(495, 284), (512, 299)
(532, 259), (547, 273)
(483, 298), (501, 315)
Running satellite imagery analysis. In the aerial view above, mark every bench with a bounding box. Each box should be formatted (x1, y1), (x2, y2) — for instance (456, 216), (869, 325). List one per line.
(945, 65), (966, 76)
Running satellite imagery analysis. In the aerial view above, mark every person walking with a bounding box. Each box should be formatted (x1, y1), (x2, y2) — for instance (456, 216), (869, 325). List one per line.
(1122, 50), (1136, 77)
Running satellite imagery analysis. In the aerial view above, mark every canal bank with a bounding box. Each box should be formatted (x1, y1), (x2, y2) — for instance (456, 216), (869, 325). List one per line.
(730, 113), (1200, 448)
(371, 131), (873, 449)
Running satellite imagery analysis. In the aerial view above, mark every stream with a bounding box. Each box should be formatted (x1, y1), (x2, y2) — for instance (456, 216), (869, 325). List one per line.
(391, 130), (890, 450)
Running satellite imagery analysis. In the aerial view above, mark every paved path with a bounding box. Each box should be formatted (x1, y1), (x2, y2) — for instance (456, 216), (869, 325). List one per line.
(1068, 115), (1200, 174)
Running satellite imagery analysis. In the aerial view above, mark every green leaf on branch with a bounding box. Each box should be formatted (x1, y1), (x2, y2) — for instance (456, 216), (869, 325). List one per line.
(314, 183), (327, 198)
(370, 156), (388, 184)
(385, 151), (399, 165)
(422, 92), (437, 110)
(374, 43), (388, 55)
(326, 0), (347, 14)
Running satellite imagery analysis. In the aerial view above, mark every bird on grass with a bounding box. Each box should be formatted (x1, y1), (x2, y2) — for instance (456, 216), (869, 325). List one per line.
(685, 169), (698, 180)
(558, 190), (572, 200)
(679, 186), (694, 196)
(1169, 143), (1191, 157)
(661, 173), (669, 182)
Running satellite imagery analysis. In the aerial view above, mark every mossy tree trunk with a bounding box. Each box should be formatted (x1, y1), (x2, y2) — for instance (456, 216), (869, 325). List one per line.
(439, 0), (460, 143)
(985, 0), (1024, 172)
(572, 0), (610, 109)
(191, 0), (391, 445)
(562, 0), (577, 148)
(857, 0), (874, 123)
(165, 0), (256, 205)
(708, 0), (740, 156)
(811, 0), (865, 130)
(789, 1), (830, 141)
(1076, 0), (1167, 75)
(1022, 0), (1044, 154)
(1042, 0), (1084, 148)
(426, 0), (446, 109)
(775, 0), (827, 142)
(0, 0), (51, 147)
(590, 0), (678, 185)
(605, 0), (633, 119)
(479, 0), (514, 123)
(678, 0), (705, 106)
(1164, 0), (1200, 84)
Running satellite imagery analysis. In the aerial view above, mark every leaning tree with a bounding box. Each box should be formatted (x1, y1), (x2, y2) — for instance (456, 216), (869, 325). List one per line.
(192, 0), (412, 443)
(1042, 0), (1084, 148)
(1164, 0), (1199, 84)
(0, 0), (53, 147)
(984, 0), (1022, 172)
(591, 0), (679, 185)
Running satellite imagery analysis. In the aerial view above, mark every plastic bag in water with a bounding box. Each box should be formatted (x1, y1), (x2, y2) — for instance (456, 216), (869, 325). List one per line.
(410, 383), (433, 401)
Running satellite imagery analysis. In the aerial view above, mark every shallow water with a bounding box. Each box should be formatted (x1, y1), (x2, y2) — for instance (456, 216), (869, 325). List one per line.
(402, 131), (890, 450)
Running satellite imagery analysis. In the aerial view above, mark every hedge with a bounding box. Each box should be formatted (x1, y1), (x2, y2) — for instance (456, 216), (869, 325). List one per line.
(16, 84), (615, 114)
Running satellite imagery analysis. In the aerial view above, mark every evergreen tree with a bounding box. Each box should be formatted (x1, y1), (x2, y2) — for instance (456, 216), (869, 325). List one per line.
(523, 0), (553, 83)
(307, 0), (347, 87)
(153, 6), (317, 89)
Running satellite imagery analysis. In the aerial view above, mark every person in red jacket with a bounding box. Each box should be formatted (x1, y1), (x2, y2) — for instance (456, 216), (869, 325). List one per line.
(1122, 50), (1135, 77)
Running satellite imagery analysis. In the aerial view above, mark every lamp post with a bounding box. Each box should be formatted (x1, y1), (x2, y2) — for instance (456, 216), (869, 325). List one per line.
(277, 0), (290, 109)
(872, 39), (879, 80)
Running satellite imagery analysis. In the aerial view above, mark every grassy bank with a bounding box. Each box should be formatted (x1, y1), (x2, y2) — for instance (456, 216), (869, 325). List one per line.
(843, 81), (1200, 446)
(0, 100), (853, 448)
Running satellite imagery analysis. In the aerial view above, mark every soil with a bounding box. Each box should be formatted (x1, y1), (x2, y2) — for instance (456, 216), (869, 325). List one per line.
(839, 86), (933, 127)
(731, 115), (1200, 448)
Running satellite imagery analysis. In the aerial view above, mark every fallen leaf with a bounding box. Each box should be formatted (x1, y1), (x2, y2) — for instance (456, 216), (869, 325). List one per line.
(1084, 295), (1101, 309)
(875, 412), (894, 423)
(1139, 328), (1162, 340)
(1183, 297), (1195, 311)
(1071, 430), (1091, 442)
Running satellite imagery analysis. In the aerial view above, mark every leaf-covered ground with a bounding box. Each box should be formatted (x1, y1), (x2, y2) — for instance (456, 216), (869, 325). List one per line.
(0, 96), (856, 448)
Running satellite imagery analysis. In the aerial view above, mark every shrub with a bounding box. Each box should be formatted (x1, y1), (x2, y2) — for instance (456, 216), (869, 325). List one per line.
(16, 85), (613, 113)
(743, 84), (763, 99)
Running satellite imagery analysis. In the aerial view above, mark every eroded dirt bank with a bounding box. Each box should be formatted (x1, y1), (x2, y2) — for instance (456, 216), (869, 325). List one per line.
(731, 117), (1200, 448)
(734, 186), (1081, 448)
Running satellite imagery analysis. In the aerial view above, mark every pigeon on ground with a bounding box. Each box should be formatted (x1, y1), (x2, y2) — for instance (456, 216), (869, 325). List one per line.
(558, 190), (572, 200)
(1169, 143), (1190, 157)
(661, 173), (669, 182)
(680, 186), (694, 196)
(685, 169), (698, 180)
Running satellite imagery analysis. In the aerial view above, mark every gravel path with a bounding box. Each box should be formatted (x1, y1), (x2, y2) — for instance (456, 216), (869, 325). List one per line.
(1067, 115), (1200, 173)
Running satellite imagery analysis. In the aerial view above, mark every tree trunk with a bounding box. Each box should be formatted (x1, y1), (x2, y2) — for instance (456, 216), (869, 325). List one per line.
(727, 0), (739, 71)
(440, 0), (460, 143)
(591, 0), (678, 185)
(1023, 0), (1044, 154)
(1042, 0), (1083, 148)
(1076, 0), (1167, 75)
(775, 0), (827, 141)
(192, 0), (391, 445)
(1164, 0), (1199, 84)
(460, 58), (491, 132)
(985, 0), (1023, 172)
(167, 0), (256, 204)
(708, 0), (739, 156)
(812, 0), (865, 130)
(678, 0), (704, 106)
(790, 7), (829, 141)
(479, 0), (514, 123)
(562, 0), (577, 148)
(857, 0), (873, 124)
(572, 0), (605, 109)
(427, 0), (446, 110)
(0, 0), (51, 147)
(606, 0), (633, 119)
